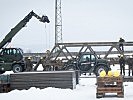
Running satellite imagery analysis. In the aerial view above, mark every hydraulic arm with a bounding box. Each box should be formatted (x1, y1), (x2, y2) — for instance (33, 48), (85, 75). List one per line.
(0, 10), (50, 49)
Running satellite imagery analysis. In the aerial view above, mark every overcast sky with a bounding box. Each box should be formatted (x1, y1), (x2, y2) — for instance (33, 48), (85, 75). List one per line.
(0, 0), (133, 52)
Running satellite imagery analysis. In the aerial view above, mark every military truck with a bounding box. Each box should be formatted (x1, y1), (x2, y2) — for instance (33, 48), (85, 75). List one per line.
(63, 52), (111, 76)
(0, 11), (49, 74)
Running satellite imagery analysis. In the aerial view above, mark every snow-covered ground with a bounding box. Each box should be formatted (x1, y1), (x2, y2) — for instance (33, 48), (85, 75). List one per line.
(1, 65), (133, 100)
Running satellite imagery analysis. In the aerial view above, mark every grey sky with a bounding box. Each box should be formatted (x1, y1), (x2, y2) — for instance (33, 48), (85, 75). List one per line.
(0, 0), (133, 52)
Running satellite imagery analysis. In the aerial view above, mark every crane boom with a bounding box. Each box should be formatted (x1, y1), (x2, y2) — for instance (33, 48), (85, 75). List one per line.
(0, 10), (50, 49)
(0, 11), (49, 74)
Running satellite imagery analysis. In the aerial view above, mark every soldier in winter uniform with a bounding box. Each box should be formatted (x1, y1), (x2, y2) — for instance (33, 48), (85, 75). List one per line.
(119, 37), (125, 51)
(119, 55), (125, 75)
(25, 57), (33, 71)
(126, 56), (133, 76)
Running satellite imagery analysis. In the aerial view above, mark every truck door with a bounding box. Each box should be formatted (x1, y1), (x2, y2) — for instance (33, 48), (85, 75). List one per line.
(0, 48), (10, 62)
(78, 54), (91, 72)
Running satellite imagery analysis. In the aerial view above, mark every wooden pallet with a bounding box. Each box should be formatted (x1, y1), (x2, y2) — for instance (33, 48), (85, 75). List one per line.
(96, 76), (124, 98)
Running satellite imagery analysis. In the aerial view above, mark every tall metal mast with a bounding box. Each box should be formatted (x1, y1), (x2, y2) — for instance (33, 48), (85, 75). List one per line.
(55, 0), (63, 45)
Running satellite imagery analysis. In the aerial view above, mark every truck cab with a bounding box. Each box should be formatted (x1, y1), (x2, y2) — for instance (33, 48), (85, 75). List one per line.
(0, 48), (23, 62)
(0, 48), (25, 74)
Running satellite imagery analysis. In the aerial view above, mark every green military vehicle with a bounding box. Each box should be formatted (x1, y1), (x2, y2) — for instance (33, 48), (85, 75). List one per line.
(0, 48), (25, 74)
(0, 11), (49, 74)
(64, 52), (111, 76)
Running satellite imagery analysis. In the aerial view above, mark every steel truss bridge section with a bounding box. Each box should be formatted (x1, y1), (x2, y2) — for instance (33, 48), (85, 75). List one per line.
(46, 41), (133, 59)
(24, 41), (133, 67)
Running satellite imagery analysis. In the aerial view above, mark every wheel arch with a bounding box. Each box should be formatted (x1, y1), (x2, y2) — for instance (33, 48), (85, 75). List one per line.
(12, 62), (25, 69)
(12, 62), (25, 72)
(94, 63), (110, 76)
(94, 63), (109, 70)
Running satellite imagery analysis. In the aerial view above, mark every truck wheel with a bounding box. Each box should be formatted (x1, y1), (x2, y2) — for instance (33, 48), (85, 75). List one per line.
(13, 64), (23, 73)
(95, 65), (108, 76)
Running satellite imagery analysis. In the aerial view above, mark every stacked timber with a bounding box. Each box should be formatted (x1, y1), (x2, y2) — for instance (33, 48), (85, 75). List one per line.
(96, 76), (124, 98)
(10, 71), (76, 90)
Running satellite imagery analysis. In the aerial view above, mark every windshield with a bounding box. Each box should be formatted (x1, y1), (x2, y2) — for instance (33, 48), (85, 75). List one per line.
(79, 54), (96, 62)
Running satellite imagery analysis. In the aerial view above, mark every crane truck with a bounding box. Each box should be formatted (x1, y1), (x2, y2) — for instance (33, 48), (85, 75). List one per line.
(0, 11), (50, 74)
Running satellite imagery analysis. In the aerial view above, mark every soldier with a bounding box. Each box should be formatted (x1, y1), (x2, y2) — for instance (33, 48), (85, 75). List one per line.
(119, 37), (125, 51)
(25, 57), (33, 71)
(119, 55), (125, 75)
(126, 56), (133, 76)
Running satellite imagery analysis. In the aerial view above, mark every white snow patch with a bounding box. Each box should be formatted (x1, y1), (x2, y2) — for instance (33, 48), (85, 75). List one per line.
(1, 65), (133, 100)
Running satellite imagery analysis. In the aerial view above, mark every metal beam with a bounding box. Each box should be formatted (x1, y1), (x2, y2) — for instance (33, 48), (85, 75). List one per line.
(55, 0), (63, 44)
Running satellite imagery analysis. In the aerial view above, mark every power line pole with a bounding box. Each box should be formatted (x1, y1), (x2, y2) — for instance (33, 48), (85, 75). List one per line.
(55, 0), (63, 45)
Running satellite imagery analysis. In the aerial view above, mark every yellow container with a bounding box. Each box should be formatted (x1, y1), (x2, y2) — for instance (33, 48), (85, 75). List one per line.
(108, 71), (113, 77)
(100, 70), (106, 77)
(113, 70), (120, 77)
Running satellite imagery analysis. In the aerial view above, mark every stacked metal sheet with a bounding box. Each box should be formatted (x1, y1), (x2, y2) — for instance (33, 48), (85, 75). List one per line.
(124, 76), (133, 82)
(10, 71), (76, 90)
